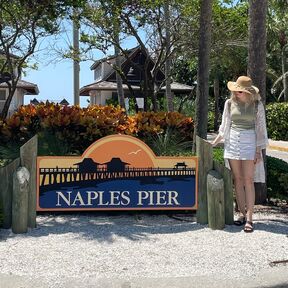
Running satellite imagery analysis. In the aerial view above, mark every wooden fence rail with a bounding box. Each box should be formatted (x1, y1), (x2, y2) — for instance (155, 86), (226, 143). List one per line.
(0, 135), (37, 233)
(0, 158), (20, 229)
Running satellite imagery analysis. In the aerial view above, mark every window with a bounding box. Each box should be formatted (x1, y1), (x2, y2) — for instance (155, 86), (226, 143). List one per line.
(94, 67), (101, 81)
(0, 90), (6, 101)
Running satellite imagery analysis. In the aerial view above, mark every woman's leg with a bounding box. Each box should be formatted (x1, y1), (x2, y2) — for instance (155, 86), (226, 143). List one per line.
(229, 159), (246, 217)
(242, 160), (256, 223)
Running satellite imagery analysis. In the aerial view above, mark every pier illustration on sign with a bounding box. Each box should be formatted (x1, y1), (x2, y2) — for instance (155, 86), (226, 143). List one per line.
(39, 157), (196, 187)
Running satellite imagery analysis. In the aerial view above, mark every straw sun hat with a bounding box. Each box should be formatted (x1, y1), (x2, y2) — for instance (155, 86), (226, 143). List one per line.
(227, 76), (259, 95)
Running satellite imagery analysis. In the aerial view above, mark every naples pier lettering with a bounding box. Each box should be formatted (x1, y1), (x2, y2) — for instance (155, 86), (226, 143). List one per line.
(137, 191), (180, 206)
(56, 191), (130, 207)
(56, 190), (181, 207)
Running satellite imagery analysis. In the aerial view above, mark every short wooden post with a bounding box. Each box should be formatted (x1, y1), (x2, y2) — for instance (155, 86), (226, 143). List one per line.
(20, 135), (38, 228)
(12, 167), (30, 234)
(196, 136), (213, 224)
(207, 170), (225, 230)
(213, 161), (234, 225)
(0, 158), (20, 229)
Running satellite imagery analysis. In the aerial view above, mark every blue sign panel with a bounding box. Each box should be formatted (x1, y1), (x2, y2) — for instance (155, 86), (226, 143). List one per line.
(37, 135), (198, 211)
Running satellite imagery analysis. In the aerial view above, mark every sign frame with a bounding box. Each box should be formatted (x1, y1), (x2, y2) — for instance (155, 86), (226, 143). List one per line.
(37, 135), (198, 211)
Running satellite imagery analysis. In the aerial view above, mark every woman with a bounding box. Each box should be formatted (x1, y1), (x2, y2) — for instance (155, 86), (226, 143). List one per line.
(211, 76), (268, 232)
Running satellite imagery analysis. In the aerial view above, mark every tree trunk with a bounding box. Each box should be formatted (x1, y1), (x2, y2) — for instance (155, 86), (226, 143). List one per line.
(164, 0), (173, 112)
(73, 8), (80, 106)
(115, 44), (125, 109)
(114, 30), (125, 109)
(247, 0), (268, 103)
(213, 76), (220, 131)
(247, 0), (268, 204)
(192, 0), (213, 152)
(282, 44), (288, 101)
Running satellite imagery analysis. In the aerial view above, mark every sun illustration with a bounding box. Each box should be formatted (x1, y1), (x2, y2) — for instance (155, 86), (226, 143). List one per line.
(83, 135), (156, 168)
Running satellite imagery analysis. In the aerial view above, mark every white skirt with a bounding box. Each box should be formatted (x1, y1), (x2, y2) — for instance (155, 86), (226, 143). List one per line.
(224, 128), (256, 160)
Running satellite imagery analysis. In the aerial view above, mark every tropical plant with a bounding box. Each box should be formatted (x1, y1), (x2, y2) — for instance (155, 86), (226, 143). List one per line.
(0, 103), (193, 154)
(144, 128), (193, 156)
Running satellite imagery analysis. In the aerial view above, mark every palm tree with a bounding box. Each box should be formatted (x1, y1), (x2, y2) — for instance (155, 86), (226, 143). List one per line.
(194, 0), (213, 225)
(247, 0), (268, 103)
(247, 0), (268, 204)
(193, 0), (213, 142)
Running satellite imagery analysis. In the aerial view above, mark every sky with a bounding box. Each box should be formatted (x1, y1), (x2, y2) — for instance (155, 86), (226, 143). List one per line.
(23, 22), (138, 107)
(24, 56), (92, 107)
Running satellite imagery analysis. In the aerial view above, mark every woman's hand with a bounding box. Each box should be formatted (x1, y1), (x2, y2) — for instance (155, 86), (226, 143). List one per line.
(210, 141), (217, 147)
(210, 134), (223, 147)
(254, 151), (262, 164)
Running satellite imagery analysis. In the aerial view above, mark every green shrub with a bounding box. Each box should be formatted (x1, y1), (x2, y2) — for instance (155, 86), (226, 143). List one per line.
(213, 147), (224, 164)
(38, 130), (75, 156)
(267, 155), (288, 200)
(207, 111), (215, 132)
(0, 144), (20, 167)
(266, 102), (288, 141)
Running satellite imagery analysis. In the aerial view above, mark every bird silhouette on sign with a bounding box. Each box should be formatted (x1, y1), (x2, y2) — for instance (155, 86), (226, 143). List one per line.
(128, 149), (142, 155)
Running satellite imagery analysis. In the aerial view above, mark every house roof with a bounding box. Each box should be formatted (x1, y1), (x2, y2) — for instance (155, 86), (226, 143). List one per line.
(161, 82), (195, 93)
(90, 46), (140, 71)
(59, 98), (69, 105)
(80, 80), (140, 96)
(0, 79), (39, 95)
(80, 80), (194, 96)
(30, 98), (40, 105)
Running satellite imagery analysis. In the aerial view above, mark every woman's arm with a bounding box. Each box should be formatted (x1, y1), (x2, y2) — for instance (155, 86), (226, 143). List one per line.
(255, 101), (269, 149)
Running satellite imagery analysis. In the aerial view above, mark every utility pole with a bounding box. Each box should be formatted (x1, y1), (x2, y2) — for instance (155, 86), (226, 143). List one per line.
(73, 8), (80, 106)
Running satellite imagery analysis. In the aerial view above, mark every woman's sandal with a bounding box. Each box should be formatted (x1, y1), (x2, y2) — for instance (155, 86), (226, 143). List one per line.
(234, 217), (246, 226)
(244, 221), (254, 233)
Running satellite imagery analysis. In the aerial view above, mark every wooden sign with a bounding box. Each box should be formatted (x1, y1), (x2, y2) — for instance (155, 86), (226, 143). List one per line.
(37, 135), (198, 211)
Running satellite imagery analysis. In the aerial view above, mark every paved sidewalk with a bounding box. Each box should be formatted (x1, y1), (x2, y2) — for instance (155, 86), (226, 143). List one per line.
(1, 266), (288, 288)
(268, 139), (288, 152)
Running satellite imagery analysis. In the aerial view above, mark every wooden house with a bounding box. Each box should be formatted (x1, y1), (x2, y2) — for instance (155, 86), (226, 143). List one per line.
(79, 46), (194, 109)
(0, 52), (39, 117)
